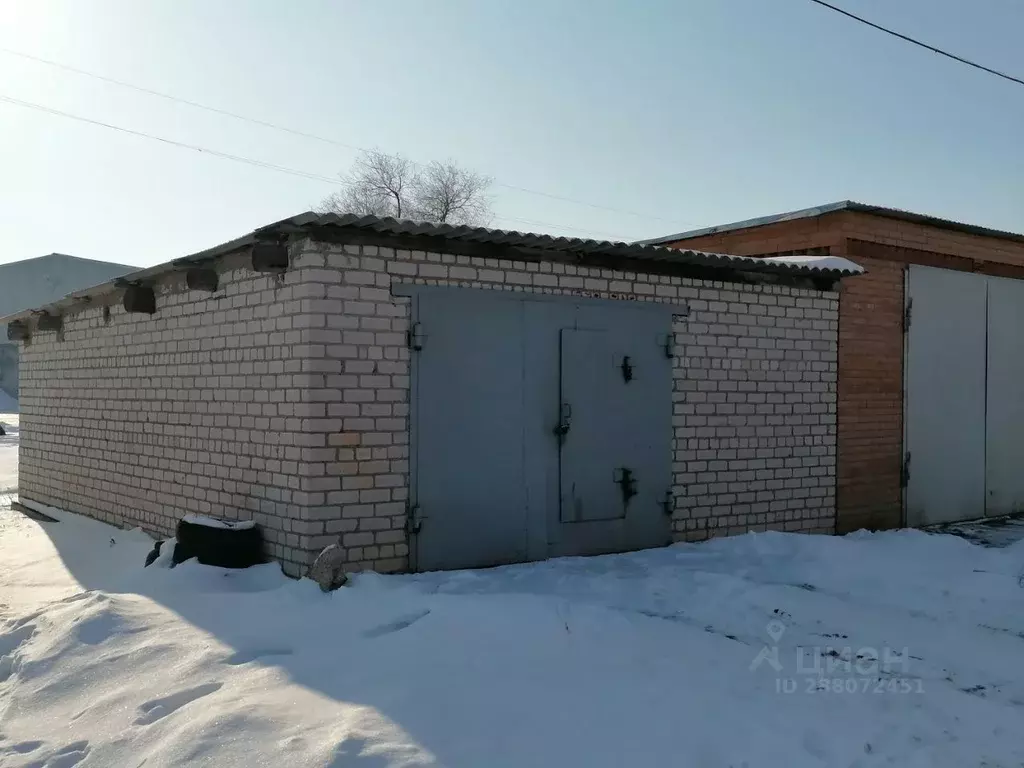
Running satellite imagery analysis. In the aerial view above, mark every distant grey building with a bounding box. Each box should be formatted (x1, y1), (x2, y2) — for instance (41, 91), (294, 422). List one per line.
(0, 254), (134, 403)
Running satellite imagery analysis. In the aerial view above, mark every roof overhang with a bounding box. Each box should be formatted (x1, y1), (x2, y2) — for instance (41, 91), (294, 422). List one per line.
(1, 212), (864, 326)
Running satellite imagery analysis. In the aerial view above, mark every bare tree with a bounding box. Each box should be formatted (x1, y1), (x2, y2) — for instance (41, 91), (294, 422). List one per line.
(410, 161), (492, 226)
(319, 149), (414, 218)
(319, 149), (492, 226)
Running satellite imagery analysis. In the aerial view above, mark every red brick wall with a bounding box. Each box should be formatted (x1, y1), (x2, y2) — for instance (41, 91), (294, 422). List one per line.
(672, 211), (1024, 534)
(840, 213), (1024, 267)
(679, 211), (1024, 268)
(831, 252), (903, 532)
(670, 217), (845, 257)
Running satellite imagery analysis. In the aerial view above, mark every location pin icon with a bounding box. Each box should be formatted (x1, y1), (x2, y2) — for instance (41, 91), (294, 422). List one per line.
(766, 620), (785, 642)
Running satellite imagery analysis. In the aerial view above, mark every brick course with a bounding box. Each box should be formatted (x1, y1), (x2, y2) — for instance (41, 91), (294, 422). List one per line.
(17, 236), (840, 575)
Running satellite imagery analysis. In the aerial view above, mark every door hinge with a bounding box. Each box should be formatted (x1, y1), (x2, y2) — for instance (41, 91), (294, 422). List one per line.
(406, 502), (422, 534)
(662, 333), (676, 359)
(661, 489), (674, 517)
(900, 452), (911, 489)
(553, 402), (572, 441)
(903, 299), (912, 333)
(407, 322), (424, 351)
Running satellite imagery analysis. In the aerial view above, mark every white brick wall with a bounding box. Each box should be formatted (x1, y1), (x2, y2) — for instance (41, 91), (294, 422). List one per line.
(288, 239), (839, 571)
(17, 237), (839, 577)
(17, 254), (322, 575)
(672, 288), (838, 538)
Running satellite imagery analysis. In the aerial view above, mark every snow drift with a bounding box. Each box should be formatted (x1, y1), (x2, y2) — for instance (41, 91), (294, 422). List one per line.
(1, 502), (1023, 767)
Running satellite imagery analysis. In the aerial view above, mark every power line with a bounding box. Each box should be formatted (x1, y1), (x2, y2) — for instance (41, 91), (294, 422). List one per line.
(0, 93), (630, 240)
(0, 48), (366, 152)
(0, 94), (341, 183)
(805, 0), (1024, 87)
(0, 46), (690, 227)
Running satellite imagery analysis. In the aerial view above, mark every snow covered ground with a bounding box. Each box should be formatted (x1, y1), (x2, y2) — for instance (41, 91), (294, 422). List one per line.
(2, 433), (1024, 766)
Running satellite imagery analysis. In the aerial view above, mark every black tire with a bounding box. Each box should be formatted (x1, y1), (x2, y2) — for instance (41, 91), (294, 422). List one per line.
(172, 517), (264, 569)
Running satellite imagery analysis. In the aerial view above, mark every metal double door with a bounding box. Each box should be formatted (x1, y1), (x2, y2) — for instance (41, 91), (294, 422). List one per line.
(905, 265), (1024, 525)
(407, 286), (673, 571)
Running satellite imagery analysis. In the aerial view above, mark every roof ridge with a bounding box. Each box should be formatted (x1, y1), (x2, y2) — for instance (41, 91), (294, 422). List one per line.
(0, 253), (137, 270)
(637, 201), (1024, 246)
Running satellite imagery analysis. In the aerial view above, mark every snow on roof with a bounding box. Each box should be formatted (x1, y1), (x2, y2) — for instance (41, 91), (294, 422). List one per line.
(759, 255), (865, 274)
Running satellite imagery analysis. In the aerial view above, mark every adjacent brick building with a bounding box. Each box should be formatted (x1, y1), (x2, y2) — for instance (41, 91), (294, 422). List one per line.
(643, 201), (1024, 533)
(6, 213), (858, 576)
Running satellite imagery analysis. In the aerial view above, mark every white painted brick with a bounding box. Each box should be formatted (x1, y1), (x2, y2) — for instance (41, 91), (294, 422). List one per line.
(18, 237), (838, 577)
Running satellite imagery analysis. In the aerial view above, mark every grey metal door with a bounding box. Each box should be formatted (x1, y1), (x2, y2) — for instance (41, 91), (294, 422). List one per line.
(552, 307), (673, 557)
(408, 285), (674, 571)
(985, 276), (1024, 517)
(905, 265), (987, 525)
(411, 289), (529, 571)
(558, 329), (621, 523)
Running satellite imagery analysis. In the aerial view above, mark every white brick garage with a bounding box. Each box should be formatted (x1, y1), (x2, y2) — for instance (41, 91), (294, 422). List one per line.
(6, 214), (858, 576)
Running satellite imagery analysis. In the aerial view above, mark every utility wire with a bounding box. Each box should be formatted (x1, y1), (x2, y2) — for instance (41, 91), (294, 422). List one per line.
(0, 93), (629, 240)
(0, 94), (342, 183)
(0, 46), (689, 226)
(806, 0), (1024, 87)
(0, 48), (366, 152)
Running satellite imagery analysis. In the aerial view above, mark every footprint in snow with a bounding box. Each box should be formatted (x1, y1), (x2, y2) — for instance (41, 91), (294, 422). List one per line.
(134, 683), (224, 725)
(327, 736), (391, 768)
(1, 740), (43, 754)
(23, 740), (90, 768)
(362, 609), (431, 639)
(72, 610), (144, 646)
(0, 623), (37, 682)
(0, 623), (37, 656)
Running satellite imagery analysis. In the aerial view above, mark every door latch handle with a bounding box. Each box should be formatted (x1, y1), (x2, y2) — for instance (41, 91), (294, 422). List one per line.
(614, 467), (637, 506)
(553, 402), (572, 438)
(405, 503), (422, 534)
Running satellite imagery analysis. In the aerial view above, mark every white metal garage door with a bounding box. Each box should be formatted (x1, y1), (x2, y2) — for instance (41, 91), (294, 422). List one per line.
(905, 266), (1024, 525)
(984, 277), (1024, 517)
(905, 266), (987, 526)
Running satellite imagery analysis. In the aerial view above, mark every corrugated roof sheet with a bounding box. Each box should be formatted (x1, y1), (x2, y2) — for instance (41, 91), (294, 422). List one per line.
(274, 212), (862, 275)
(638, 201), (1024, 246)
(1, 211), (862, 325)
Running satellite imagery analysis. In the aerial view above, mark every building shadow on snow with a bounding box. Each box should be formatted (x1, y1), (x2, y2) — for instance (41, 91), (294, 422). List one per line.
(24, 510), (617, 766)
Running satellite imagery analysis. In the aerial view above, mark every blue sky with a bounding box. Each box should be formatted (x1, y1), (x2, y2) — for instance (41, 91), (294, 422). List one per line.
(1, 0), (1021, 267)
